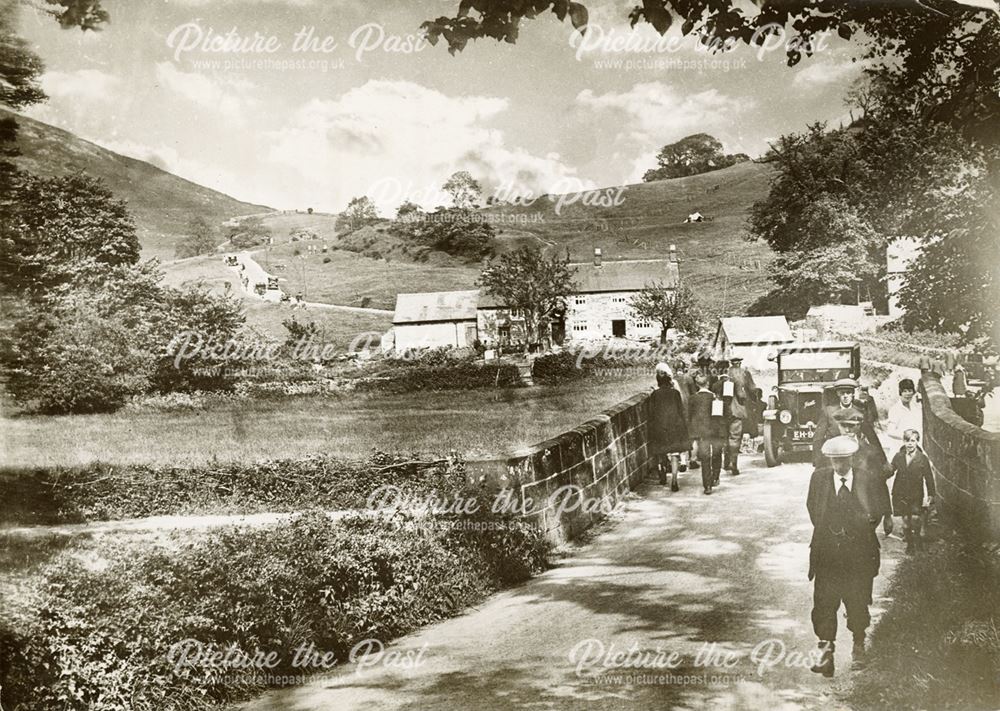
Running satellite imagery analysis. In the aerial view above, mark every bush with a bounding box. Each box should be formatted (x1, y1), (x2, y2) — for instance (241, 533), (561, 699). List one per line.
(0, 452), (468, 526)
(0, 508), (548, 710)
(357, 361), (521, 393)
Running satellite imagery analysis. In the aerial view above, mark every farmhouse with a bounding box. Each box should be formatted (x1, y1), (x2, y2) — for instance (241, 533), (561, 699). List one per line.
(477, 247), (679, 347)
(389, 247), (681, 351)
(712, 315), (794, 368)
(391, 290), (480, 351)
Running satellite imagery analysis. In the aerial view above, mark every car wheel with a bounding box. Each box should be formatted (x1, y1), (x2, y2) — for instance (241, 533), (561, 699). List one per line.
(763, 423), (781, 467)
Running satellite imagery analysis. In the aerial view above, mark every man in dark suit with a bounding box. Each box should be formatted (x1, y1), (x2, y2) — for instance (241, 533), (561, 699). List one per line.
(812, 378), (887, 473)
(838, 413), (893, 538)
(807, 436), (884, 678)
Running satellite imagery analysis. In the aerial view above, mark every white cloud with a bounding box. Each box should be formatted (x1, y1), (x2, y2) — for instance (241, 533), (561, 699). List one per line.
(793, 58), (860, 88)
(38, 69), (120, 102)
(263, 79), (586, 212)
(576, 82), (750, 143)
(153, 62), (257, 124)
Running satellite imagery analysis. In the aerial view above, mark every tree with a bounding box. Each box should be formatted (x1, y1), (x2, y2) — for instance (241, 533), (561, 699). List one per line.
(335, 196), (379, 233)
(175, 216), (219, 258)
(442, 171), (482, 209)
(642, 134), (748, 182)
(226, 216), (271, 249)
(0, 172), (139, 295)
(478, 246), (576, 353)
(630, 282), (701, 344)
(409, 208), (496, 261)
(395, 200), (422, 220)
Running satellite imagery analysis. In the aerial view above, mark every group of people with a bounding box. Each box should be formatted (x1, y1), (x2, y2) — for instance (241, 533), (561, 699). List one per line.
(648, 362), (937, 678)
(647, 353), (760, 496)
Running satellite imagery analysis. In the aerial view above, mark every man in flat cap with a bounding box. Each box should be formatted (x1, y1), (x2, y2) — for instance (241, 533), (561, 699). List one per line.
(813, 378), (887, 473)
(807, 435), (883, 678)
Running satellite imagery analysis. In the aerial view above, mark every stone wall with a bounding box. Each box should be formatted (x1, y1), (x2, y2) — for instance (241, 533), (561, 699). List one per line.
(466, 390), (654, 545)
(920, 371), (1000, 542)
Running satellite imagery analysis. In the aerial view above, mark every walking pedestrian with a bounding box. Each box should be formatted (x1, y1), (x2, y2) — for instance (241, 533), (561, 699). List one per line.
(807, 435), (884, 678)
(689, 371), (725, 494)
(886, 378), (922, 441)
(890, 429), (936, 554)
(648, 363), (691, 492)
(813, 378), (887, 473)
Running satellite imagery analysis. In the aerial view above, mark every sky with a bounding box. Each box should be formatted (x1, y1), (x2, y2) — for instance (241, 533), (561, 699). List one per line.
(16, 0), (866, 214)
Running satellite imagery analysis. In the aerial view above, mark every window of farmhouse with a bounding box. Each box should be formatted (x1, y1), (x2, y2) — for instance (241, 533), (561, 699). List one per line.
(573, 323), (588, 331)
(575, 296), (586, 305)
(612, 296), (627, 303)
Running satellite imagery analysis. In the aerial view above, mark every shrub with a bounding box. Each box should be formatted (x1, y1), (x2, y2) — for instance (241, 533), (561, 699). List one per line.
(0, 509), (548, 710)
(0, 452), (468, 526)
(357, 361), (521, 393)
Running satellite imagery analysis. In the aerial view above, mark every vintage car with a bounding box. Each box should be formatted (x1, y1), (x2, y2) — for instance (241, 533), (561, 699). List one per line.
(761, 341), (861, 467)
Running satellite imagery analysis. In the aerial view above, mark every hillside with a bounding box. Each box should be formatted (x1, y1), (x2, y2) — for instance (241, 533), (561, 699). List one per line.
(2, 108), (272, 260)
(481, 160), (776, 316)
(242, 161), (777, 317)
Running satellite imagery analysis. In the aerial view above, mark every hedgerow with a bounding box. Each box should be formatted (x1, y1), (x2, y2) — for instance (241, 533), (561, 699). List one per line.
(0, 508), (548, 710)
(0, 452), (466, 526)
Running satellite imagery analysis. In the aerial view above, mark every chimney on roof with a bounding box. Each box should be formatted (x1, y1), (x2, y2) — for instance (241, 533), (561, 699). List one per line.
(593, 247), (602, 267)
(669, 244), (677, 262)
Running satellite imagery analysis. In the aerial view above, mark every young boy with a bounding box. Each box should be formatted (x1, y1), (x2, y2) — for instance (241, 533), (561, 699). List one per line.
(890, 429), (936, 553)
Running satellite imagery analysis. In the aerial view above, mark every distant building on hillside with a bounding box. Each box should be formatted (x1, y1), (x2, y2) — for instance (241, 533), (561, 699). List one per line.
(388, 246), (681, 351)
(713, 315), (794, 368)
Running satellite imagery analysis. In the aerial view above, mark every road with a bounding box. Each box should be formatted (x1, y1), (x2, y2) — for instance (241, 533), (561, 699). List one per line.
(244, 451), (903, 711)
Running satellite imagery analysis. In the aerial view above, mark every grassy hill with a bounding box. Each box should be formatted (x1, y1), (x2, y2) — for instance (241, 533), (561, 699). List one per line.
(481, 160), (776, 316)
(268, 161), (778, 316)
(3, 108), (272, 261)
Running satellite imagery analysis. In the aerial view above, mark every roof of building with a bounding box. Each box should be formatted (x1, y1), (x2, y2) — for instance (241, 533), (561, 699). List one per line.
(392, 290), (480, 324)
(715, 316), (793, 346)
(478, 258), (679, 308)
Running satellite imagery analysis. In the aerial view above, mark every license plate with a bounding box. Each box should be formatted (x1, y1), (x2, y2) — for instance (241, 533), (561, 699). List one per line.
(792, 430), (812, 441)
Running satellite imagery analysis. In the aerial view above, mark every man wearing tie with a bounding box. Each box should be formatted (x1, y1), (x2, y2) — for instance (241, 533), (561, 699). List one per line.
(807, 435), (883, 678)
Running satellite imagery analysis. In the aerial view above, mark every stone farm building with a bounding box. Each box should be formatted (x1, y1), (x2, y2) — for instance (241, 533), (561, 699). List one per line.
(712, 315), (794, 368)
(391, 247), (681, 351)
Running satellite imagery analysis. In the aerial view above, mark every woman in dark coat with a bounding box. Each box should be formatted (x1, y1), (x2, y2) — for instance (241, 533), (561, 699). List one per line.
(648, 363), (691, 492)
(890, 429), (936, 553)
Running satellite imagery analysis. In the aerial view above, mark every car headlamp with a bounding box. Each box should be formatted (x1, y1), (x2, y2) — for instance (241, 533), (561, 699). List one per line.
(778, 410), (793, 425)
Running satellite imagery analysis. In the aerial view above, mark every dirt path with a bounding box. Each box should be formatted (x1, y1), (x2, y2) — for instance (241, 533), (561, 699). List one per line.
(244, 452), (904, 711)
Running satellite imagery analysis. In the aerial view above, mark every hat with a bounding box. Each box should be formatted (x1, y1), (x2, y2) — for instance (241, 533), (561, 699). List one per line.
(833, 378), (859, 392)
(655, 362), (673, 377)
(821, 435), (859, 458)
(898, 378), (915, 393)
(729, 354), (744, 364)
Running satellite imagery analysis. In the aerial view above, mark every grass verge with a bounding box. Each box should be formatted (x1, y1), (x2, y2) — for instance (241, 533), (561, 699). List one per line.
(848, 531), (1000, 710)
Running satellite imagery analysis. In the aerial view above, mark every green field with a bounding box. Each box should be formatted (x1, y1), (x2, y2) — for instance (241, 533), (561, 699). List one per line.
(263, 245), (480, 309)
(0, 376), (653, 469)
(158, 255), (393, 342)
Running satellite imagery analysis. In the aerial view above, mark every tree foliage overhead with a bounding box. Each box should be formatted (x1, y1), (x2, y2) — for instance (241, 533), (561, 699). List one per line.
(478, 246), (576, 352)
(643, 134), (748, 182)
(423, 1), (999, 137)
